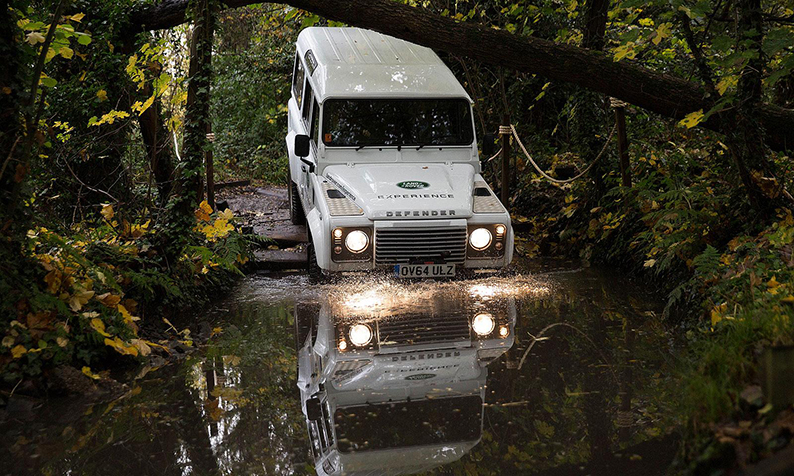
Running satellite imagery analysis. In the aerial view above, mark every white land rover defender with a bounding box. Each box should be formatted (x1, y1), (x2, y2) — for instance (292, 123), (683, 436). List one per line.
(294, 292), (516, 475)
(286, 27), (514, 279)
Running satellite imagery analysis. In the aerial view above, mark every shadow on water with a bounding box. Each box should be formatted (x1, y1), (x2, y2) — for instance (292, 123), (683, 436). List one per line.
(1, 261), (682, 475)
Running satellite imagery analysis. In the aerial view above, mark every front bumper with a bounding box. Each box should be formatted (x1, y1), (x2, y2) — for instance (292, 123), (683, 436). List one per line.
(324, 218), (513, 273)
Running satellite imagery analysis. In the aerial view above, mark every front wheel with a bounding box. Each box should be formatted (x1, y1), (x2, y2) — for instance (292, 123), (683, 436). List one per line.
(289, 175), (305, 225)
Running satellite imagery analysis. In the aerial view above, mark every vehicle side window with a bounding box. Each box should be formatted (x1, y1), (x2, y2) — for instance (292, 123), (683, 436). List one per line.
(302, 81), (313, 124)
(308, 422), (321, 459)
(323, 401), (335, 447)
(292, 55), (305, 109)
(317, 410), (328, 452)
(310, 99), (320, 145)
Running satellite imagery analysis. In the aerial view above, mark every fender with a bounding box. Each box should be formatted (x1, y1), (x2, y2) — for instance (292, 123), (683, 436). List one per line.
(306, 207), (330, 270)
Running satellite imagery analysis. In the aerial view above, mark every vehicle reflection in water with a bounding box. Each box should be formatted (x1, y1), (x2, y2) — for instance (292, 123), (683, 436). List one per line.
(0, 268), (682, 476)
(295, 284), (518, 475)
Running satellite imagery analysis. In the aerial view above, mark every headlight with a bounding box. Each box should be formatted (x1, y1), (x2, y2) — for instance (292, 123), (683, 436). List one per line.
(345, 230), (369, 253)
(472, 313), (495, 336)
(349, 324), (373, 346)
(469, 228), (492, 251)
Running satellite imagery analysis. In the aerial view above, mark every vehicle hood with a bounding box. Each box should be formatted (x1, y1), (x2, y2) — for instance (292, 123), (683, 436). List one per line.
(323, 163), (475, 220)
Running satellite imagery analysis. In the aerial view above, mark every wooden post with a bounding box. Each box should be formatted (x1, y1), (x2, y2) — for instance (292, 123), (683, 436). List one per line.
(612, 98), (631, 187)
(206, 125), (215, 209)
(500, 114), (511, 208)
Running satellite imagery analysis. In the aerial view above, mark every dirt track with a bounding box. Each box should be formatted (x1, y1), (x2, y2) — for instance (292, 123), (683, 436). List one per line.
(217, 183), (307, 241)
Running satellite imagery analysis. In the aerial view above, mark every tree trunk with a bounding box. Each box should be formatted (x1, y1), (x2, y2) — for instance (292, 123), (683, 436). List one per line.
(138, 83), (175, 205)
(0, 0), (27, 288)
(723, 0), (784, 214)
(163, 0), (215, 256)
(127, 0), (794, 153)
(574, 0), (610, 200)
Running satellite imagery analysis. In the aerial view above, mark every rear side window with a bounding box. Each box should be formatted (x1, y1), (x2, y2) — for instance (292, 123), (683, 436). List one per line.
(292, 55), (305, 109)
(310, 99), (320, 145)
(302, 81), (313, 123)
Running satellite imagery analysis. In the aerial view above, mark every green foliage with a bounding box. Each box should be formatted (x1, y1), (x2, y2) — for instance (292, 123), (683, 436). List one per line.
(210, 6), (301, 183)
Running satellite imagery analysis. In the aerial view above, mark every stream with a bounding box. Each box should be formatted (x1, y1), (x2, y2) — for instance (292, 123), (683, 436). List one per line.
(2, 259), (683, 475)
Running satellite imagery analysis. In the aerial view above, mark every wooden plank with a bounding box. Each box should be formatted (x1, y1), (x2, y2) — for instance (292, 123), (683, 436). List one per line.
(252, 249), (307, 271)
(263, 230), (309, 246)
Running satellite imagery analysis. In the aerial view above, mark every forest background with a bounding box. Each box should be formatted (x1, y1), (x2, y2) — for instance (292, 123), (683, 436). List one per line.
(1, 0), (794, 471)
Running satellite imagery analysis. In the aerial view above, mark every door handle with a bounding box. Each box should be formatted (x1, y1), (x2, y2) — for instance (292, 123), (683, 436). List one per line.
(300, 158), (316, 173)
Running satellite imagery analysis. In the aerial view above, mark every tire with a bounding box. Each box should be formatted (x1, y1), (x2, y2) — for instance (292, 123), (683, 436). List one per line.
(307, 240), (324, 283)
(289, 175), (305, 225)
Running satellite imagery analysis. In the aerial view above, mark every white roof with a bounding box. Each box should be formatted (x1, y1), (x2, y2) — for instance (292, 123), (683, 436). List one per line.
(296, 27), (471, 102)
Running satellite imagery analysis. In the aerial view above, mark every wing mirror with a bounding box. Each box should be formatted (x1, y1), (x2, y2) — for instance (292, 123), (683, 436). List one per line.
(306, 395), (322, 421)
(294, 134), (311, 158)
(482, 133), (496, 158)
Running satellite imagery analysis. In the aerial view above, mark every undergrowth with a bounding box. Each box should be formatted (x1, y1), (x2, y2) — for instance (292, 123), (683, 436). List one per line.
(0, 201), (253, 385)
(508, 122), (794, 466)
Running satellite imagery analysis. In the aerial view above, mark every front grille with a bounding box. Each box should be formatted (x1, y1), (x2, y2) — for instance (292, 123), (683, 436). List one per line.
(377, 312), (471, 347)
(375, 226), (467, 264)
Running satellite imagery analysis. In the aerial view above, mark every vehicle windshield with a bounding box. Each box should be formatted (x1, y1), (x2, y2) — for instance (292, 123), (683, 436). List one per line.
(334, 395), (482, 453)
(322, 98), (474, 147)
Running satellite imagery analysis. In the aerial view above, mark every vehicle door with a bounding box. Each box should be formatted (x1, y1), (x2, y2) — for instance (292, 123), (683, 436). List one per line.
(298, 77), (320, 212)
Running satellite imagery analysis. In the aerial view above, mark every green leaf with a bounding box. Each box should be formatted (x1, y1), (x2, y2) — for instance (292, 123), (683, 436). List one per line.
(763, 28), (794, 56)
(76, 33), (92, 45)
(712, 35), (733, 53)
(40, 76), (57, 88)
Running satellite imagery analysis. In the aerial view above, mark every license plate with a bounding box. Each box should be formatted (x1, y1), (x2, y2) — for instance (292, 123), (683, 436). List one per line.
(394, 264), (456, 278)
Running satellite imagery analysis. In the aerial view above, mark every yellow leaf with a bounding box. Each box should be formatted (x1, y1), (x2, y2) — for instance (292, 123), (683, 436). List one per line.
(96, 89), (107, 102)
(69, 290), (95, 312)
(211, 327), (223, 336)
(70, 13), (85, 22)
(11, 344), (27, 359)
(613, 42), (637, 62)
(100, 203), (114, 220)
(137, 95), (155, 116)
(643, 259), (656, 268)
(82, 366), (100, 380)
(781, 295), (794, 304)
(118, 304), (140, 323)
(678, 109), (704, 129)
(195, 200), (212, 222)
(57, 336), (69, 348)
(653, 23), (672, 45)
(218, 208), (234, 221)
(104, 337), (139, 356)
(716, 76), (738, 96)
(768, 276), (781, 288)
(60, 46), (73, 59)
(90, 318), (111, 337)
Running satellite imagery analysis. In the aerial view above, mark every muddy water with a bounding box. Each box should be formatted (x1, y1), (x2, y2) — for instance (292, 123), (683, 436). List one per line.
(2, 261), (682, 475)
